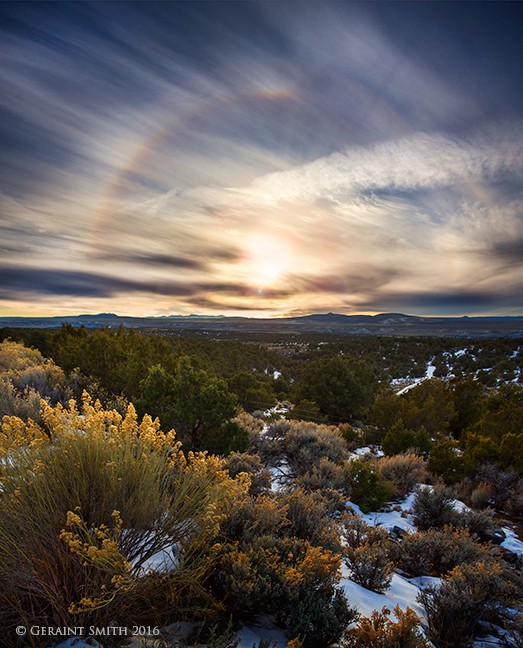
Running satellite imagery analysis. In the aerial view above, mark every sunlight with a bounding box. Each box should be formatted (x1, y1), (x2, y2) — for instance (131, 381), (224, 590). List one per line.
(243, 233), (293, 289)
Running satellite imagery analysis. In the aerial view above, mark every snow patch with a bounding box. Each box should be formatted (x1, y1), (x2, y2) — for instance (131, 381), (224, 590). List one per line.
(396, 364), (436, 395)
(501, 526), (523, 554)
(340, 572), (429, 623)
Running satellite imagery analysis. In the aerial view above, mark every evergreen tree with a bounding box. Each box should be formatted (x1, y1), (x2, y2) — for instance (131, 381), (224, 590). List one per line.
(137, 357), (248, 455)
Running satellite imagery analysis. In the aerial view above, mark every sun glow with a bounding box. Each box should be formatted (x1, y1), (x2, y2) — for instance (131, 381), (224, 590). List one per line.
(243, 234), (294, 289)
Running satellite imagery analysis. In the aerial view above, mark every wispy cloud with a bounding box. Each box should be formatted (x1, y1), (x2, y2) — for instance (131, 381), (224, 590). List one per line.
(192, 128), (523, 208)
(2, 2), (523, 316)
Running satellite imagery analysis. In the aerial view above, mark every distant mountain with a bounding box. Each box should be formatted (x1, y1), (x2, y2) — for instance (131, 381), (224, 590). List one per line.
(73, 313), (119, 320)
(2, 311), (523, 339)
(160, 314), (226, 319)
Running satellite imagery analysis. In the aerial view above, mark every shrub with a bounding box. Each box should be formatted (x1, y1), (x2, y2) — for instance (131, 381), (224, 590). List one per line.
(198, 479), (356, 647)
(0, 394), (242, 644)
(0, 379), (43, 422)
(208, 535), (356, 647)
(474, 462), (522, 511)
(233, 411), (264, 443)
(507, 481), (523, 517)
(279, 487), (341, 551)
(295, 457), (349, 514)
(253, 419), (289, 467)
(470, 481), (492, 509)
(411, 485), (457, 530)
(454, 506), (496, 535)
(342, 605), (430, 648)
(344, 542), (395, 593)
(337, 422), (364, 448)
(285, 586), (355, 647)
(283, 421), (348, 478)
(0, 338), (45, 373)
(217, 493), (289, 544)
(418, 560), (522, 648)
(427, 440), (467, 485)
(216, 487), (340, 552)
(377, 453), (428, 498)
(397, 526), (489, 577)
(381, 420), (431, 457)
(345, 459), (395, 513)
(340, 513), (395, 593)
(66, 367), (130, 416)
(340, 512), (391, 549)
(0, 340), (69, 423)
(225, 452), (272, 496)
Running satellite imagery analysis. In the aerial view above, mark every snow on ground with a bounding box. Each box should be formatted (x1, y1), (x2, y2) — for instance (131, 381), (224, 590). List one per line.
(353, 492), (419, 534)
(501, 526), (523, 554)
(350, 446), (384, 458)
(51, 452), (523, 648)
(50, 640), (101, 648)
(396, 364), (436, 396)
(137, 546), (178, 574)
(235, 619), (290, 648)
(268, 457), (292, 492)
(340, 571), (438, 623)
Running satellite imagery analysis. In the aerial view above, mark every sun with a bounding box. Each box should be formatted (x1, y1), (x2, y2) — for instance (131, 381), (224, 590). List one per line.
(243, 233), (293, 289)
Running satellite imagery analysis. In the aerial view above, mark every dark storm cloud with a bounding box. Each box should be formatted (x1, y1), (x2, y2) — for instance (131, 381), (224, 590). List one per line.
(490, 239), (523, 265)
(185, 296), (278, 312)
(194, 281), (297, 300)
(92, 244), (242, 269)
(361, 289), (523, 316)
(297, 269), (401, 296)
(93, 249), (206, 271)
(0, 266), (197, 300)
(0, 265), (297, 304)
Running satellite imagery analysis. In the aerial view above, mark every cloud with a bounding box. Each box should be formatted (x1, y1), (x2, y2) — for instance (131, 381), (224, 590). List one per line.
(92, 249), (207, 271)
(490, 238), (523, 265)
(0, 266), (197, 300)
(0, 265), (297, 304)
(2, 3), (523, 317)
(357, 287), (523, 316)
(293, 268), (402, 296)
(222, 128), (523, 206)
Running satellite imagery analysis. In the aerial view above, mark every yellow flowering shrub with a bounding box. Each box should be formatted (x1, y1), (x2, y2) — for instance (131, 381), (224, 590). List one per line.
(342, 605), (430, 648)
(198, 488), (356, 648)
(0, 414), (49, 457)
(0, 395), (246, 645)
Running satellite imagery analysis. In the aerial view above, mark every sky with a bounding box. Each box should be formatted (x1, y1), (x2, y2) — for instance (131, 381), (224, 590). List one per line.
(2, 1), (523, 319)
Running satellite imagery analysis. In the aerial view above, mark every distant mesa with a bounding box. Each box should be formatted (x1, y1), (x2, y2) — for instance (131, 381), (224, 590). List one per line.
(75, 313), (119, 320)
(161, 314), (226, 319)
(1, 311), (523, 339)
